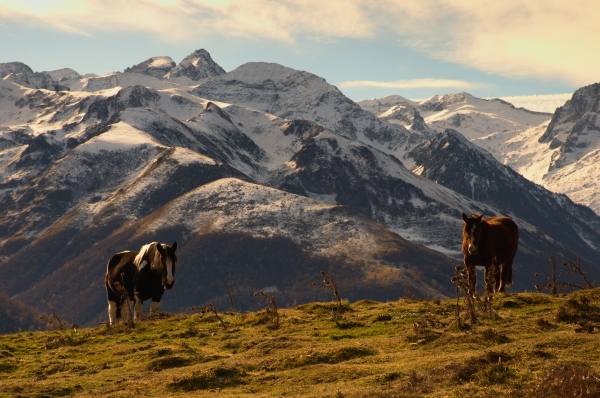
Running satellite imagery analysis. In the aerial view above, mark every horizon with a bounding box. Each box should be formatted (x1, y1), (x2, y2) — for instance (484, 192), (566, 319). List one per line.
(1, 0), (598, 112)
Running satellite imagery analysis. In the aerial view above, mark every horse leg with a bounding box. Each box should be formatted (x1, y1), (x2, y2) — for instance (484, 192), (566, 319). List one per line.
(498, 259), (514, 293)
(106, 284), (121, 326)
(108, 301), (118, 325)
(121, 298), (134, 323)
(150, 301), (160, 315)
(134, 295), (143, 320)
(150, 289), (165, 316)
(483, 265), (497, 293)
(498, 264), (506, 293)
(494, 266), (501, 292)
(490, 261), (501, 292)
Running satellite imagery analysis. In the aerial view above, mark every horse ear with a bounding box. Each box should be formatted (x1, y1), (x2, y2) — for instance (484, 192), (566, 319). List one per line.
(156, 243), (166, 255)
(172, 241), (178, 252)
(462, 213), (469, 222)
(477, 213), (484, 221)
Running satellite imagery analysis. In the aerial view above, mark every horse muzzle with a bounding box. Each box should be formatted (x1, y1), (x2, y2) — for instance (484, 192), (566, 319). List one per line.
(468, 245), (478, 255)
(165, 281), (175, 290)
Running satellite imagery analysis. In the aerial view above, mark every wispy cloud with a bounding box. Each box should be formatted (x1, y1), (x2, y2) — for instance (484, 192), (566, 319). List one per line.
(1, 0), (598, 86)
(339, 78), (485, 90)
(0, 0), (374, 42)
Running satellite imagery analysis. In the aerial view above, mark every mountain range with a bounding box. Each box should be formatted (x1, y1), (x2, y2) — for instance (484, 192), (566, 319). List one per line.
(1, 49), (599, 330)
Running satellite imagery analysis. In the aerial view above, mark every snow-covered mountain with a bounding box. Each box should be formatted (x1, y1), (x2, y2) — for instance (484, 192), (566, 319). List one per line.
(516, 83), (600, 213)
(124, 49), (226, 85)
(165, 49), (227, 84)
(0, 62), (72, 91)
(1, 50), (600, 329)
(360, 88), (600, 215)
(192, 63), (431, 159)
(358, 92), (551, 168)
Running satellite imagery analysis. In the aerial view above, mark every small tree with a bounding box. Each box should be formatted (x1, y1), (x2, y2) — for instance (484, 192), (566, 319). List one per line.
(480, 264), (498, 318)
(535, 255), (563, 295)
(191, 303), (227, 330)
(312, 270), (343, 310)
(535, 255), (596, 295)
(223, 279), (235, 312)
(254, 291), (279, 329)
(451, 263), (477, 325)
(562, 257), (597, 290)
(39, 309), (73, 349)
(39, 309), (69, 337)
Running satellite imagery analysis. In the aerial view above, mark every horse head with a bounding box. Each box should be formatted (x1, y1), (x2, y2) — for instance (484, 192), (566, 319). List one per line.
(462, 213), (484, 255)
(156, 241), (178, 289)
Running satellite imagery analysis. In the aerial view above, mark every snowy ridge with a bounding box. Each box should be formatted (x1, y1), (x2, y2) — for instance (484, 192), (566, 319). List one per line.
(193, 62), (429, 159)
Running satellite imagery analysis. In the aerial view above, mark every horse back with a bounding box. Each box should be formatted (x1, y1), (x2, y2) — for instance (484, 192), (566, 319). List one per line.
(106, 251), (137, 276)
(484, 216), (519, 258)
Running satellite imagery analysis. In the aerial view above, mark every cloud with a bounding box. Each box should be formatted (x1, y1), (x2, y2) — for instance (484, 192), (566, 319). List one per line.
(383, 0), (600, 87)
(339, 78), (485, 90)
(495, 93), (573, 113)
(1, 0), (598, 86)
(0, 0), (374, 42)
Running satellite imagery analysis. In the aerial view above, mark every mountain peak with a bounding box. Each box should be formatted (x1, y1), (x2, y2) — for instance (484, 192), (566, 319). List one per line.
(0, 62), (35, 78)
(538, 82), (600, 170)
(43, 68), (82, 82)
(223, 62), (326, 87)
(419, 92), (471, 112)
(166, 49), (225, 83)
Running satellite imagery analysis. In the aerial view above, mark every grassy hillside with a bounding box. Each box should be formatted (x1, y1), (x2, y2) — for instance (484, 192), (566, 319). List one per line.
(2, 289), (600, 397)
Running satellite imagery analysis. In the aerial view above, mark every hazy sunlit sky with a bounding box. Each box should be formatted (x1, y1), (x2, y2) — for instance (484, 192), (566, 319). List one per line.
(1, 0), (598, 112)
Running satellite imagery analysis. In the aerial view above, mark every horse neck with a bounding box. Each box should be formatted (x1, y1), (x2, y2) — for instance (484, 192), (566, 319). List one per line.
(149, 246), (166, 274)
(135, 243), (165, 276)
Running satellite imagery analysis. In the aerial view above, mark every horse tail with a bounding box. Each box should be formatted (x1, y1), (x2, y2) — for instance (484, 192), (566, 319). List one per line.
(508, 220), (518, 288)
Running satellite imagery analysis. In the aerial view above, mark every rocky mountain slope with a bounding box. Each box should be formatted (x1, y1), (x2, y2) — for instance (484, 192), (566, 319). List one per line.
(1, 50), (599, 329)
(409, 129), (600, 261)
(515, 83), (600, 213)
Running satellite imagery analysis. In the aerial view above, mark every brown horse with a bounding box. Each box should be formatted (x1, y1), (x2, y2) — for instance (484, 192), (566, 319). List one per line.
(462, 213), (519, 293)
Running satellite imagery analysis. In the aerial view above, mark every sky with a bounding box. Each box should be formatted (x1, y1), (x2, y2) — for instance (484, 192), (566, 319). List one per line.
(1, 0), (598, 112)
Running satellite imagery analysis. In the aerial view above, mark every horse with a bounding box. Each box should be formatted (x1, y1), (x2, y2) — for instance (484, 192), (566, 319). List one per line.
(105, 241), (178, 325)
(461, 213), (519, 293)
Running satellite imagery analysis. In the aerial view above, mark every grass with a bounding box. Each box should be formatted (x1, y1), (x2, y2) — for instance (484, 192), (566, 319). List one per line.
(2, 290), (600, 397)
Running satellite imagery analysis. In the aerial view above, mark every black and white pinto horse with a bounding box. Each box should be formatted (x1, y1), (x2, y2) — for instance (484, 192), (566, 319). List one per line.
(105, 241), (178, 325)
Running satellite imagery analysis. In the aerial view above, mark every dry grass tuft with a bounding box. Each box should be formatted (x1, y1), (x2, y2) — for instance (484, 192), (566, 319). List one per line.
(168, 366), (247, 391)
(509, 362), (600, 398)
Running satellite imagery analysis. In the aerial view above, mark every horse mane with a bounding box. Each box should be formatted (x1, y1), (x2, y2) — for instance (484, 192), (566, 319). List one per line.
(134, 242), (162, 271)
